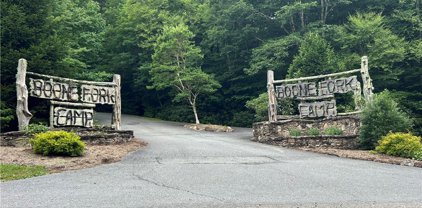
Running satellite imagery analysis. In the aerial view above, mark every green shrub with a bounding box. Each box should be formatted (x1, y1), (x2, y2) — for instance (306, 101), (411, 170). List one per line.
(375, 132), (422, 160)
(324, 127), (344, 135)
(25, 123), (49, 135)
(30, 131), (85, 156)
(289, 128), (302, 137)
(245, 93), (268, 121)
(307, 128), (320, 136)
(359, 90), (413, 149)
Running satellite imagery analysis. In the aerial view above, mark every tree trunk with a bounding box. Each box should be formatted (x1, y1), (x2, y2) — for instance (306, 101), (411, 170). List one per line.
(300, 11), (305, 29)
(320, 0), (325, 23)
(16, 58), (33, 130)
(191, 102), (200, 124)
(300, 0), (305, 29)
(290, 16), (296, 32)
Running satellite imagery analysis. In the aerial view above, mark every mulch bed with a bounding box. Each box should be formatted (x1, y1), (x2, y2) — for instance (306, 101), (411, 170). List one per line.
(0, 139), (147, 173)
(297, 147), (422, 168)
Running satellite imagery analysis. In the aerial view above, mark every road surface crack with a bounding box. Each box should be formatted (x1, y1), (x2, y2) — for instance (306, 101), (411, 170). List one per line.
(132, 173), (224, 202)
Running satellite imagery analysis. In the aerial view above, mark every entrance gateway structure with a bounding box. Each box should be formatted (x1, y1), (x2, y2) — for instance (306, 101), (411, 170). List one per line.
(16, 58), (121, 131)
(252, 56), (373, 149)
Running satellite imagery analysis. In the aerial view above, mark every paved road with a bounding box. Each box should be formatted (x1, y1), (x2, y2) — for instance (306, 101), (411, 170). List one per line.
(1, 113), (422, 207)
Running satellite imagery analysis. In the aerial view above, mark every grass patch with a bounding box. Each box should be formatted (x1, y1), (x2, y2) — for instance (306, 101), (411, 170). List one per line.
(0, 164), (48, 182)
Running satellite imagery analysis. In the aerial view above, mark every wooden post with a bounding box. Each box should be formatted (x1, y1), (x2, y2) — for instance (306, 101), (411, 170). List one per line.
(360, 56), (374, 102)
(49, 104), (54, 128)
(112, 74), (121, 130)
(16, 58), (33, 130)
(267, 70), (277, 122)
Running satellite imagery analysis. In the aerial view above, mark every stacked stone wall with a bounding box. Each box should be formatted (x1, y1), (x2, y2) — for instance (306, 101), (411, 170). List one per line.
(252, 116), (360, 149)
(0, 128), (134, 147)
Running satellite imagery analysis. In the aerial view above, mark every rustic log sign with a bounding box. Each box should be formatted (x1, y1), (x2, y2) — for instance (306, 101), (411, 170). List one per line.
(53, 107), (94, 127)
(16, 58), (121, 130)
(267, 56), (373, 121)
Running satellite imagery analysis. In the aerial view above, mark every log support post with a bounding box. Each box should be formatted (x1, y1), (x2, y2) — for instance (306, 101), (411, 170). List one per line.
(360, 56), (374, 102)
(267, 70), (277, 122)
(112, 74), (121, 130)
(16, 58), (33, 130)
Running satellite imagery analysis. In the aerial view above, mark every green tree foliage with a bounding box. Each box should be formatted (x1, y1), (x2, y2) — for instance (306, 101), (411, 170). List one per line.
(336, 13), (406, 88)
(360, 90), (413, 150)
(150, 23), (220, 124)
(49, 0), (106, 76)
(0, 101), (14, 132)
(245, 93), (268, 121)
(1, 0), (421, 131)
(288, 32), (338, 77)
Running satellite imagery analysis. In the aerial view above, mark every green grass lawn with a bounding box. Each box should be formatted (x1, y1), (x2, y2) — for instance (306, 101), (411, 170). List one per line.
(0, 164), (48, 182)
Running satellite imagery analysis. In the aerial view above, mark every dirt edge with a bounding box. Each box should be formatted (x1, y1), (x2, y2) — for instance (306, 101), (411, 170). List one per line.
(0, 139), (148, 173)
(297, 147), (422, 168)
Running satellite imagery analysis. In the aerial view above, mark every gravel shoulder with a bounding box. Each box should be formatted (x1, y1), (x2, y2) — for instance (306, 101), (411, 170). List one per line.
(0, 139), (147, 173)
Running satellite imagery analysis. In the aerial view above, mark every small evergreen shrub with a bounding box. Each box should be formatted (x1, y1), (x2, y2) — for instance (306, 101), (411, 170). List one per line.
(375, 132), (422, 160)
(359, 90), (412, 149)
(307, 128), (320, 136)
(289, 128), (302, 137)
(30, 131), (85, 156)
(25, 123), (49, 135)
(324, 127), (344, 135)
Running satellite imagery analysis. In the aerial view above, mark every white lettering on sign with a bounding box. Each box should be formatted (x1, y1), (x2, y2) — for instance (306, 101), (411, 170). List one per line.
(275, 76), (359, 99)
(81, 85), (115, 104)
(276, 82), (317, 98)
(53, 107), (94, 127)
(29, 79), (78, 101)
(318, 76), (358, 96)
(298, 100), (337, 118)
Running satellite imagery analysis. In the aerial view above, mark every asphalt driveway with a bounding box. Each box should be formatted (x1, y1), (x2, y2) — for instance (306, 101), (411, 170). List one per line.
(1, 113), (421, 207)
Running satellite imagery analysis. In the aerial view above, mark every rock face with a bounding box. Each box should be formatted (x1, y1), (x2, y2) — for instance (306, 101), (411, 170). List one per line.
(0, 127), (134, 147)
(252, 116), (360, 149)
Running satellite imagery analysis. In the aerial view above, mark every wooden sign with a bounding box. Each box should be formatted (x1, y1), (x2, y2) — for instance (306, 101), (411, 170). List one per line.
(53, 107), (94, 127)
(80, 85), (115, 104)
(275, 76), (358, 99)
(16, 58), (122, 130)
(29, 78), (79, 101)
(267, 56), (373, 121)
(299, 100), (337, 118)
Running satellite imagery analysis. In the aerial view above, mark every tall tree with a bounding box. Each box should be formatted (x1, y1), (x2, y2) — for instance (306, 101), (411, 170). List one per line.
(150, 23), (220, 124)
(288, 32), (337, 77)
(336, 12), (407, 88)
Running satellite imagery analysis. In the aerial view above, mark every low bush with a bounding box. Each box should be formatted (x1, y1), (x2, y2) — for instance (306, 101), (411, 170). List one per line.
(375, 132), (422, 160)
(307, 128), (320, 136)
(289, 128), (302, 137)
(25, 123), (49, 135)
(324, 127), (344, 135)
(29, 131), (85, 157)
(359, 90), (413, 149)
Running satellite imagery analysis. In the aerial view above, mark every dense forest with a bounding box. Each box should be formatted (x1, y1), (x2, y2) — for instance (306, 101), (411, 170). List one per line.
(1, 0), (421, 134)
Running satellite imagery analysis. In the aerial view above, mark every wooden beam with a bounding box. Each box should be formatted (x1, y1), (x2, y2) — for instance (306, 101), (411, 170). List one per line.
(273, 69), (360, 84)
(50, 100), (96, 108)
(26, 72), (116, 86)
(277, 115), (300, 120)
(296, 94), (334, 101)
(112, 74), (121, 130)
(338, 111), (361, 116)
(16, 58), (33, 130)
